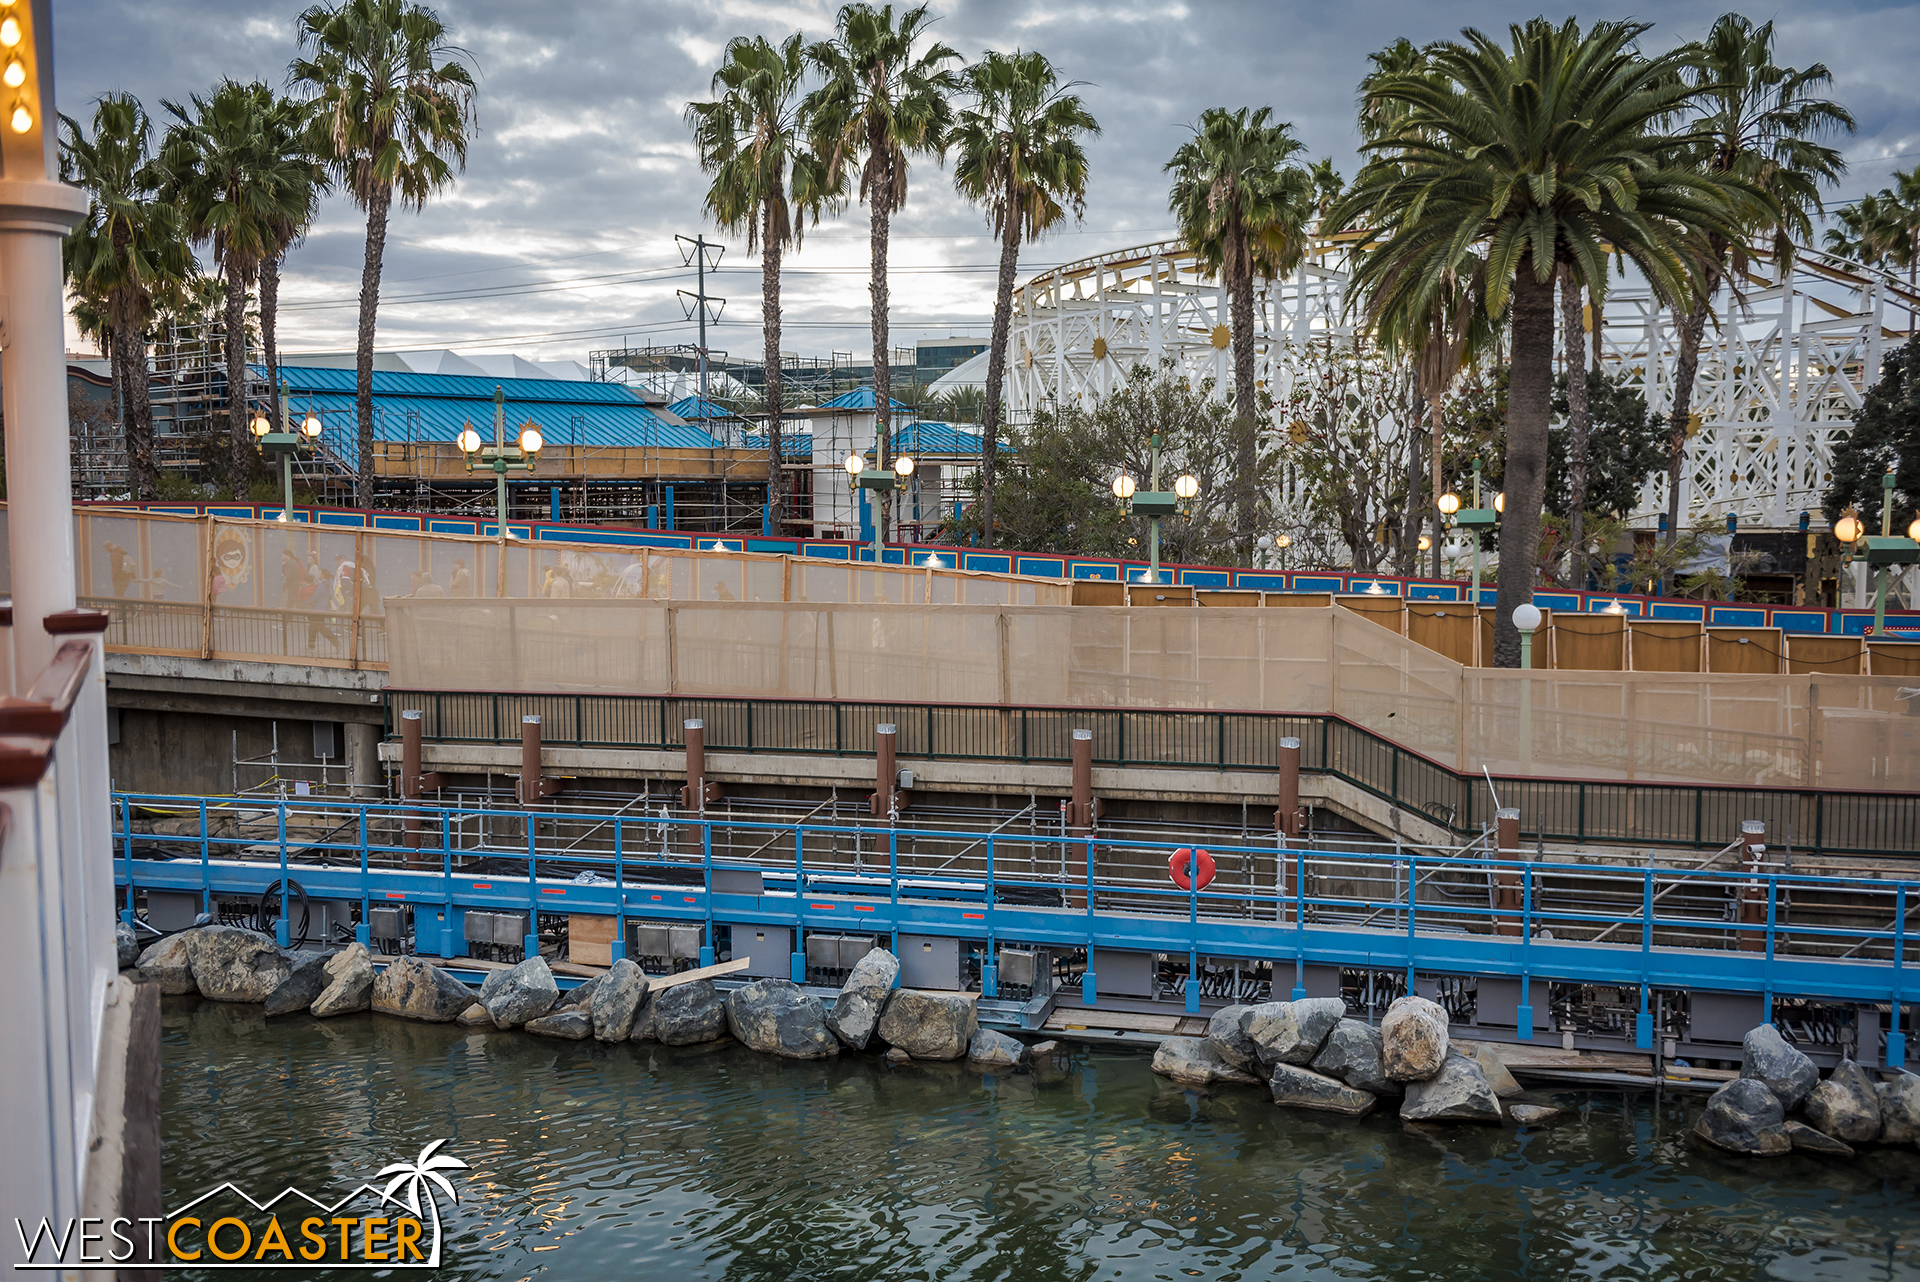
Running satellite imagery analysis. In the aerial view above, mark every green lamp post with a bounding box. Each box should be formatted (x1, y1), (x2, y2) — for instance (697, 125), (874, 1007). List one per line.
(845, 449), (916, 563)
(1448, 457), (1502, 607)
(1862, 467), (1920, 635)
(1112, 433), (1198, 584)
(458, 385), (545, 529)
(249, 381), (322, 521)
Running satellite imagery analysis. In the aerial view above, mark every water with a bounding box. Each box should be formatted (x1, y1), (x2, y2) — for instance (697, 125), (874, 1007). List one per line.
(162, 997), (1920, 1280)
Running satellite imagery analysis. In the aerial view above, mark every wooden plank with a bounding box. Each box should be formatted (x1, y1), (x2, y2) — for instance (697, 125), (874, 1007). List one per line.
(647, 956), (749, 992)
(1043, 1007), (1186, 1034)
(568, 913), (618, 967)
(1706, 627), (1783, 674)
(1786, 634), (1864, 675)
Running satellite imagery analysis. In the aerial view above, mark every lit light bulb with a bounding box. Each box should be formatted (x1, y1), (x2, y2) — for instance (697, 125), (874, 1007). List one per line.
(302, 412), (322, 438)
(3, 60), (23, 89)
(518, 424), (543, 453)
(457, 427), (482, 454)
(249, 410), (272, 438)
(0, 18), (20, 47)
(894, 454), (915, 477)
(1437, 492), (1460, 516)
(845, 452), (864, 476)
(9, 104), (29, 134)
(1111, 473), (1136, 500)
(1494, 492), (1506, 514)
(1417, 535), (1431, 551)
(1173, 473), (1199, 500)
(1909, 517), (1920, 541)
(1834, 511), (1862, 544)
(1275, 534), (1290, 548)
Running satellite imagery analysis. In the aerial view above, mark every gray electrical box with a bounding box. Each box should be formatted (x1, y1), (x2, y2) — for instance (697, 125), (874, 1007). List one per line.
(1092, 948), (1155, 997)
(713, 868), (765, 895)
(627, 920), (703, 961)
(285, 899), (352, 948)
(805, 932), (841, 971)
(1475, 977), (1523, 1028)
(839, 936), (879, 970)
(997, 948), (1053, 995)
(1690, 992), (1766, 1045)
(900, 934), (964, 991)
(144, 890), (202, 932)
(368, 906), (409, 941)
(735, 925), (792, 978)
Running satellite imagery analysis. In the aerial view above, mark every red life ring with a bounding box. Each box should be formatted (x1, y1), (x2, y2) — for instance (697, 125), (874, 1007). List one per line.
(1169, 847), (1215, 890)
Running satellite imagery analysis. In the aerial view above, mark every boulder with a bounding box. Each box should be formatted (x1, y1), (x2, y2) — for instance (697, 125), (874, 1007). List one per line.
(967, 1028), (1029, 1069)
(827, 949), (900, 1050)
(590, 960), (649, 1041)
(1206, 1004), (1260, 1070)
(551, 974), (603, 1013)
(1381, 995), (1450, 1082)
(371, 956), (474, 1023)
(653, 980), (729, 1046)
(1804, 1060), (1881, 1144)
(135, 933), (199, 995)
(188, 926), (293, 1003)
(1740, 1024), (1818, 1111)
(1784, 1120), (1855, 1158)
(1400, 1050), (1502, 1123)
(310, 944), (374, 1018)
(876, 990), (977, 1061)
(1030, 1040), (1060, 1058)
(116, 922), (140, 970)
(524, 1009), (594, 1040)
(478, 956), (559, 1029)
(1456, 1041), (1523, 1098)
(263, 954), (331, 1017)
(626, 994), (657, 1043)
(1508, 1103), (1566, 1126)
(1311, 1019), (1403, 1097)
(1248, 998), (1347, 1069)
(884, 1047), (912, 1066)
(456, 1003), (494, 1028)
(1876, 1077), (1920, 1145)
(725, 979), (840, 1059)
(1693, 1078), (1790, 1156)
(1267, 1062), (1378, 1117)
(1151, 1037), (1262, 1087)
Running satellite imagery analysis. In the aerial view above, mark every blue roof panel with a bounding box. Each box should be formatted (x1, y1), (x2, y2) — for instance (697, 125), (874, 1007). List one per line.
(892, 421), (1011, 455)
(816, 387), (911, 411)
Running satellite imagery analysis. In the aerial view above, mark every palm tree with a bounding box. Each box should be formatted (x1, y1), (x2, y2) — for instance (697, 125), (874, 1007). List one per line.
(1825, 169), (1919, 333)
(806, 3), (961, 545)
(293, 0), (476, 508)
(257, 94), (330, 406)
(60, 93), (196, 500)
(161, 80), (313, 492)
(951, 49), (1098, 549)
(1166, 107), (1316, 560)
(1660, 14), (1852, 566)
(1331, 18), (1754, 666)
(377, 1137), (467, 1258)
(688, 34), (837, 538)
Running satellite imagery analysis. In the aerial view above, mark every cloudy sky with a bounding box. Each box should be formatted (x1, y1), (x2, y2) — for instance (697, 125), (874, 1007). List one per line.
(55, 0), (1920, 364)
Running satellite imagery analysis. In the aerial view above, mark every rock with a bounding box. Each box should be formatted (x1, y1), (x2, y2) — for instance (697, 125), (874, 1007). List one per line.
(116, 922), (140, 970)
(1508, 1103), (1565, 1126)
(1150, 1037), (1262, 1087)
(371, 956), (475, 1023)
(135, 933), (199, 995)
(884, 1047), (912, 1066)
(456, 1003), (494, 1028)
(1206, 1004), (1260, 1070)
(551, 974), (603, 1012)
(827, 948), (900, 1050)
(1381, 995), (1450, 1081)
(1400, 1050), (1502, 1123)
(1804, 1060), (1882, 1143)
(967, 1028), (1029, 1069)
(478, 956), (559, 1029)
(310, 943), (374, 1017)
(1784, 1119), (1855, 1157)
(590, 959), (649, 1041)
(1030, 1040), (1060, 1058)
(626, 994), (657, 1043)
(1267, 1062), (1378, 1116)
(725, 979), (840, 1059)
(1247, 998), (1347, 1069)
(1310, 1019), (1403, 1097)
(1740, 1024), (1818, 1112)
(653, 980), (728, 1046)
(1876, 1077), (1920, 1144)
(188, 926), (292, 1003)
(524, 1009), (594, 1040)
(876, 990), (977, 1061)
(1693, 1078), (1790, 1156)
(1456, 1041), (1523, 1098)
(263, 954), (330, 1017)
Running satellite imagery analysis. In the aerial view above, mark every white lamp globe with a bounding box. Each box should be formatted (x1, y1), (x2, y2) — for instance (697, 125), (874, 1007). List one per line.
(1512, 602), (1542, 632)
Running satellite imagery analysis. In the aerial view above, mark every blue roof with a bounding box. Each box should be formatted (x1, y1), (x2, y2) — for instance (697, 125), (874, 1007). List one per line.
(267, 365), (724, 449)
(815, 387), (911, 412)
(740, 432), (814, 457)
(893, 421), (1010, 455)
(667, 395), (735, 420)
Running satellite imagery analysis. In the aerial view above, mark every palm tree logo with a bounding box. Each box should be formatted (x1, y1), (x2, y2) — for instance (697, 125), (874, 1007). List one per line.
(377, 1138), (468, 1265)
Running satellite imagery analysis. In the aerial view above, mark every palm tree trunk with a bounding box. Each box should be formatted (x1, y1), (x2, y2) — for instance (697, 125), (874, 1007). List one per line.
(1228, 236), (1258, 562)
(1398, 418), (1424, 577)
(1663, 256), (1720, 588)
(762, 200), (785, 535)
(261, 252), (282, 413)
(980, 175), (1022, 549)
(224, 263), (250, 496)
(117, 318), (158, 501)
(867, 124), (892, 548)
(1562, 266), (1592, 590)
(1495, 264), (1555, 668)
(355, 184), (393, 509)
(1428, 391), (1445, 578)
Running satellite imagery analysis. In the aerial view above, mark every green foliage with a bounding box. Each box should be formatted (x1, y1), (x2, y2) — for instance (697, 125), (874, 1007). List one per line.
(951, 51), (1098, 247)
(1825, 335), (1920, 531)
(804, 4), (961, 216)
(1164, 107), (1314, 287)
(1549, 368), (1666, 521)
(688, 34), (837, 255)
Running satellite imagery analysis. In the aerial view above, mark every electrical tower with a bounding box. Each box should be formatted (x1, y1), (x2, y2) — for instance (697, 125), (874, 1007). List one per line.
(676, 235), (726, 401)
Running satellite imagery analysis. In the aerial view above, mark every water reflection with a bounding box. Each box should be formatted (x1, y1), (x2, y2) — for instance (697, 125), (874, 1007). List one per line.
(159, 998), (1920, 1281)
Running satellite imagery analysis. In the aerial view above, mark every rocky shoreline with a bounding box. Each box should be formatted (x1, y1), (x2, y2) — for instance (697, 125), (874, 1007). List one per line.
(128, 925), (1045, 1068)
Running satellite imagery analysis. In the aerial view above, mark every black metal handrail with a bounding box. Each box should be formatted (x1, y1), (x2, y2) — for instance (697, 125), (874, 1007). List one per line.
(381, 689), (1918, 857)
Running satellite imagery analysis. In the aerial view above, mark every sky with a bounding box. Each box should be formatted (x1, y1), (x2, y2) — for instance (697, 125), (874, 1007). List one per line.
(54, 0), (1920, 365)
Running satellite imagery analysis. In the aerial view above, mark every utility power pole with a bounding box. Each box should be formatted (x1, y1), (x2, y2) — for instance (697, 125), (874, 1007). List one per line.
(676, 235), (725, 401)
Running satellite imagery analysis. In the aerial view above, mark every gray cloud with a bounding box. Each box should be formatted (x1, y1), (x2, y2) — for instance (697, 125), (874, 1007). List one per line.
(55, 0), (1920, 362)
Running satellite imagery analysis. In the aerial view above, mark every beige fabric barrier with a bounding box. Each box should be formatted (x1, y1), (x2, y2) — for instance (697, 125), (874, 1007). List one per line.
(385, 597), (1920, 791)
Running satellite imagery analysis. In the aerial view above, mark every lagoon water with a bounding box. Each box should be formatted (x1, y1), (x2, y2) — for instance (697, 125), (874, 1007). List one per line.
(162, 996), (1920, 1280)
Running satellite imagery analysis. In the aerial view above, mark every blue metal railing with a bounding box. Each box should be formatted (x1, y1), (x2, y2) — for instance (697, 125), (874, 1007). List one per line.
(114, 792), (1916, 1067)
